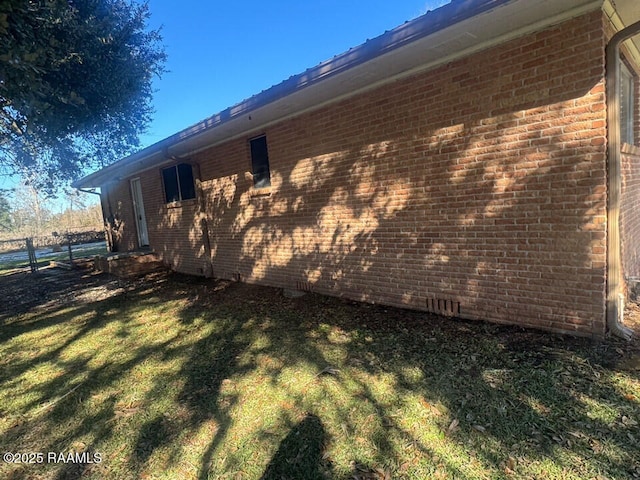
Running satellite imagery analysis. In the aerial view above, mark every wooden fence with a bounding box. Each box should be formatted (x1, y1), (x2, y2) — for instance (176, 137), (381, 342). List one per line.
(0, 231), (104, 272)
(0, 230), (105, 254)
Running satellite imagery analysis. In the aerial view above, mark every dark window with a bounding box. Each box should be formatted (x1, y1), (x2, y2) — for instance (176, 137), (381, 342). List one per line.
(162, 163), (196, 203)
(250, 135), (271, 188)
(620, 63), (636, 145)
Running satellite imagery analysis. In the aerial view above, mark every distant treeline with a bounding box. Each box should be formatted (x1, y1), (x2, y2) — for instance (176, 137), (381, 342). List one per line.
(1, 186), (104, 241)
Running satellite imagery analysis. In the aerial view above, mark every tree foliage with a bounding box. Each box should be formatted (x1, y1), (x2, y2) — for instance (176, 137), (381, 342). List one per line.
(0, 185), (104, 238)
(0, 191), (11, 231)
(0, 0), (166, 192)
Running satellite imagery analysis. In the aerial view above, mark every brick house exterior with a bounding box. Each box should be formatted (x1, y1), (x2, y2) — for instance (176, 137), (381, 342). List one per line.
(76, 0), (640, 338)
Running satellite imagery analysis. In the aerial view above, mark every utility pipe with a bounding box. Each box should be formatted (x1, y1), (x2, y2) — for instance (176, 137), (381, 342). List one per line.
(605, 20), (640, 340)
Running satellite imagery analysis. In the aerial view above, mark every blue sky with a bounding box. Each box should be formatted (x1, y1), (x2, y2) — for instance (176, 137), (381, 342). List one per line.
(140, 0), (450, 148)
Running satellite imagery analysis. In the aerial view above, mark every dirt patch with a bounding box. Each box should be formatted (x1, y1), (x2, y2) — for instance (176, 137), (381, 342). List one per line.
(0, 264), (137, 321)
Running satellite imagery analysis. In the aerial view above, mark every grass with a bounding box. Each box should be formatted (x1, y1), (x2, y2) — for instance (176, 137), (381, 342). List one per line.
(0, 271), (639, 479)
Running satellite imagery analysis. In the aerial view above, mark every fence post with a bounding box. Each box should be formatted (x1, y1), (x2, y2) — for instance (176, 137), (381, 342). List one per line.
(67, 233), (73, 264)
(26, 238), (38, 273)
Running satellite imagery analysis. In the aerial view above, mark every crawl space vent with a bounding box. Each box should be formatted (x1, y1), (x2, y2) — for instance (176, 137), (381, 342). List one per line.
(426, 298), (460, 316)
(296, 281), (313, 293)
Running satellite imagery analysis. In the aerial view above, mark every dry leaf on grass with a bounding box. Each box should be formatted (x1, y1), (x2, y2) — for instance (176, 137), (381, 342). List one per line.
(317, 366), (341, 376)
(447, 418), (459, 435)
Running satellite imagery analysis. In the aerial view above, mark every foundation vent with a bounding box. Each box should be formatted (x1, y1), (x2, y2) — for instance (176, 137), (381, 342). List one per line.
(296, 281), (313, 292)
(426, 297), (460, 317)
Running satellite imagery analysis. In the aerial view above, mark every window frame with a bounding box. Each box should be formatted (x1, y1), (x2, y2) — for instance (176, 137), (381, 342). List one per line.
(620, 62), (636, 146)
(161, 162), (197, 204)
(249, 135), (271, 189)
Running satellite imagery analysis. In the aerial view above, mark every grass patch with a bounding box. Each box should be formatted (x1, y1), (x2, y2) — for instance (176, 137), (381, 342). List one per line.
(0, 272), (639, 479)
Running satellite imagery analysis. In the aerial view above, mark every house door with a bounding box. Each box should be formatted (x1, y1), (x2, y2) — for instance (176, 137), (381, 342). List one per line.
(130, 178), (149, 247)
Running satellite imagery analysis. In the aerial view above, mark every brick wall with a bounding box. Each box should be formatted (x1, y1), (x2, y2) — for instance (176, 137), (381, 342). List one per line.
(103, 180), (137, 252)
(617, 28), (640, 292)
(141, 169), (212, 275)
(114, 10), (609, 337)
(621, 146), (640, 282)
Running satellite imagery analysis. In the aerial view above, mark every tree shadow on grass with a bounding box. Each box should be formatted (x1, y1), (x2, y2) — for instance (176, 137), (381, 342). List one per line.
(2, 268), (639, 479)
(237, 291), (640, 479)
(133, 415), (172, 467)
(166, 281), (338, 479)
(260, 413), (332, 480)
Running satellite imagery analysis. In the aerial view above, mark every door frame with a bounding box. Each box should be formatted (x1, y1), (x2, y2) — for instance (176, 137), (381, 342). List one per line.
(130, 177), (149, 247)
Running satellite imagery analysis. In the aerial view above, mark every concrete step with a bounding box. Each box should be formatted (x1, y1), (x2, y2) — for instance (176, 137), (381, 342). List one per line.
(94, 251), (166, 278)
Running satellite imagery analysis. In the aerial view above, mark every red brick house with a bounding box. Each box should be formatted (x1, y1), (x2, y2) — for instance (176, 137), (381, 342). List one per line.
(75, 0), (640, 338)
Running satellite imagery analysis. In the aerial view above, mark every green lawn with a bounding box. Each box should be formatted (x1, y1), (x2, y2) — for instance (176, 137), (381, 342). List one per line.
(0, 271), (638, 479)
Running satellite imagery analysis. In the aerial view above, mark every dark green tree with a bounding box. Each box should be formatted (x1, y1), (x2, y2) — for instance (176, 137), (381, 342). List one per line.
(0, 0), (166, 192)
(0, 191), (11, 231)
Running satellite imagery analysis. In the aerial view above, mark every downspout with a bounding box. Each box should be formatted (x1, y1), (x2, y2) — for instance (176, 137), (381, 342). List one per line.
(605, 20), (640, 340)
